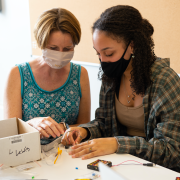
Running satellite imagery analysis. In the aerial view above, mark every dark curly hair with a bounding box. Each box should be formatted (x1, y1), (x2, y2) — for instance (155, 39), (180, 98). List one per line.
(92, 5), (156, 96)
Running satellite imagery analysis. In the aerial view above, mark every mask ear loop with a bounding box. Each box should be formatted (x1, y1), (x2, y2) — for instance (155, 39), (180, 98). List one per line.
(122, 41), (132, 59)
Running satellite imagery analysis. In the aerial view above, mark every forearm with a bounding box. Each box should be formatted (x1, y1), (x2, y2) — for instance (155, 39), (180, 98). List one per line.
(79, 119), (105, 139)
(115, 135), (180, 172)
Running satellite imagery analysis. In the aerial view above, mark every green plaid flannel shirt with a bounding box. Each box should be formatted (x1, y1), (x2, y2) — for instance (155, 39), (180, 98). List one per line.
(79, 58), (180, 172)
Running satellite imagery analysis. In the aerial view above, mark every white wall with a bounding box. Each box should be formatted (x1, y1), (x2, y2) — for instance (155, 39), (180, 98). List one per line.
(0, 0), (101, 120)
(0, 0), (32, 119)
(72, 61), (101, 120)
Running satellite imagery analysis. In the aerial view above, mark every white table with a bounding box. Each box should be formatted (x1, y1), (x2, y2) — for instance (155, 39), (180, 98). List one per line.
(0, 144), (180, 180)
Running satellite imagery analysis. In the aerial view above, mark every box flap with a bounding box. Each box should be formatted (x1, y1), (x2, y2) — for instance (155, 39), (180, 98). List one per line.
(17, 118), (39, 134)
(0, 118), (18, 138)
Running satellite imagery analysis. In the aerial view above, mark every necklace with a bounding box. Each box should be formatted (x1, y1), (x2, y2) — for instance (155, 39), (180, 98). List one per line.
(123, 74), (133, 104)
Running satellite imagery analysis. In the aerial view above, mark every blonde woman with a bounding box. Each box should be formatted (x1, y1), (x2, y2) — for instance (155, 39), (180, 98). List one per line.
(3, 8), (91, 142)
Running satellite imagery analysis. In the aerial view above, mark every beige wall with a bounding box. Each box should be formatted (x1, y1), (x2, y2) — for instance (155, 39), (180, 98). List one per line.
(29, 0), (180, 73)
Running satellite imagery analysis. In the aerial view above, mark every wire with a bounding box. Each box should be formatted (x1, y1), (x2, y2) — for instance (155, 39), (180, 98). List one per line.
(34, 161), (41, 167)
(112, 160), (154, 167)
(112, 160), (143, 167)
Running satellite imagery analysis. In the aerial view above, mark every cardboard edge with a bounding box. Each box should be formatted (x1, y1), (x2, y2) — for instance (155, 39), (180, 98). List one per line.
(17, 118), (39, 134)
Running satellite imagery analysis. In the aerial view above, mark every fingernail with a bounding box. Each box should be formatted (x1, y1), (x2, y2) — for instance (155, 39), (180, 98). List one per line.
(69, 152), (72, 155)
(72, 155), (75, 158)
(82, 157), (85, 160)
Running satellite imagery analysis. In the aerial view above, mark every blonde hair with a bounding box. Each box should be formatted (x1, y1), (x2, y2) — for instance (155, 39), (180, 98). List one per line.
(34, 8), (81, 49)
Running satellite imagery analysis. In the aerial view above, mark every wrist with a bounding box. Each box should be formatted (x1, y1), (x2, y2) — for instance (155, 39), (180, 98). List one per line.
(80, 127), (88, 140)
(59, 122), (69, 131)
(114, 137), (120, 153)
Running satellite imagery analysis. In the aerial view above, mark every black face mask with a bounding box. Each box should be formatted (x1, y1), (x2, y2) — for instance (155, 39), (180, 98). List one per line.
(100, 42), (132, 79)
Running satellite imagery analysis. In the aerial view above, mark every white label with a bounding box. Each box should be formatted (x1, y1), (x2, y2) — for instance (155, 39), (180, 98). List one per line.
(10, 135), (23, 144)
(16, 164), (34, 171)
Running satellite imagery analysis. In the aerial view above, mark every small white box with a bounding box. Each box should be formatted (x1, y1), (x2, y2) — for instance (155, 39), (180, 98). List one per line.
(0, 118), (41, 166)
(41, 135), (62, 152)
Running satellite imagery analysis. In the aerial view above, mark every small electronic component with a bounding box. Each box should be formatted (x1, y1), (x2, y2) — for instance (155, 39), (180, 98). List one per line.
(87, 159), (112, 171)
(176, 178), (180, 180)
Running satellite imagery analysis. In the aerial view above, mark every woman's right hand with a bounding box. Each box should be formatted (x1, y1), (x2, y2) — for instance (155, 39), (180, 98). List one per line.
(27, 117), (65, 138)
(61, 127), (88, 146)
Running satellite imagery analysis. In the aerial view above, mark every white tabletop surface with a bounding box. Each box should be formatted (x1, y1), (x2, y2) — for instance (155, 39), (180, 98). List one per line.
(0, 144), (180, 180)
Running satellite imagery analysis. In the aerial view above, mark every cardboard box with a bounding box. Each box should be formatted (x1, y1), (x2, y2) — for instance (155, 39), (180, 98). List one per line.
(0, 118), (41, 166)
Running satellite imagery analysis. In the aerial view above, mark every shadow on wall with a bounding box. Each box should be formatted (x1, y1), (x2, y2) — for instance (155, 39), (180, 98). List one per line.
(0, 0), (6, 14)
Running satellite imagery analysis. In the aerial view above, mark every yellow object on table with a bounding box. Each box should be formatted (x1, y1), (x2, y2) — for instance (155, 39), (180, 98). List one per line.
(54, 147), (62, 164)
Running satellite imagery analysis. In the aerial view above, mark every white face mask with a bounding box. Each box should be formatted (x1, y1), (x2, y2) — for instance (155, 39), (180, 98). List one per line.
(42, 48), (74, 69)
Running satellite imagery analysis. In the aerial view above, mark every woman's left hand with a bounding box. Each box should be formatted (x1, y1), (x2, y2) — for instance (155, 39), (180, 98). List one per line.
(69, 137), (118, 160)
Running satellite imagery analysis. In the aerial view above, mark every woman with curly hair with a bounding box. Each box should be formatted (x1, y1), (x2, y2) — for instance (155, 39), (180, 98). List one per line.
(62, 5), (180, 172)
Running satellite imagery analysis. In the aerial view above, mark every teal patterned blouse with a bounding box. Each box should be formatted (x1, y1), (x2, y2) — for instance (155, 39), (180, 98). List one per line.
(16, 62), (82, 125)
